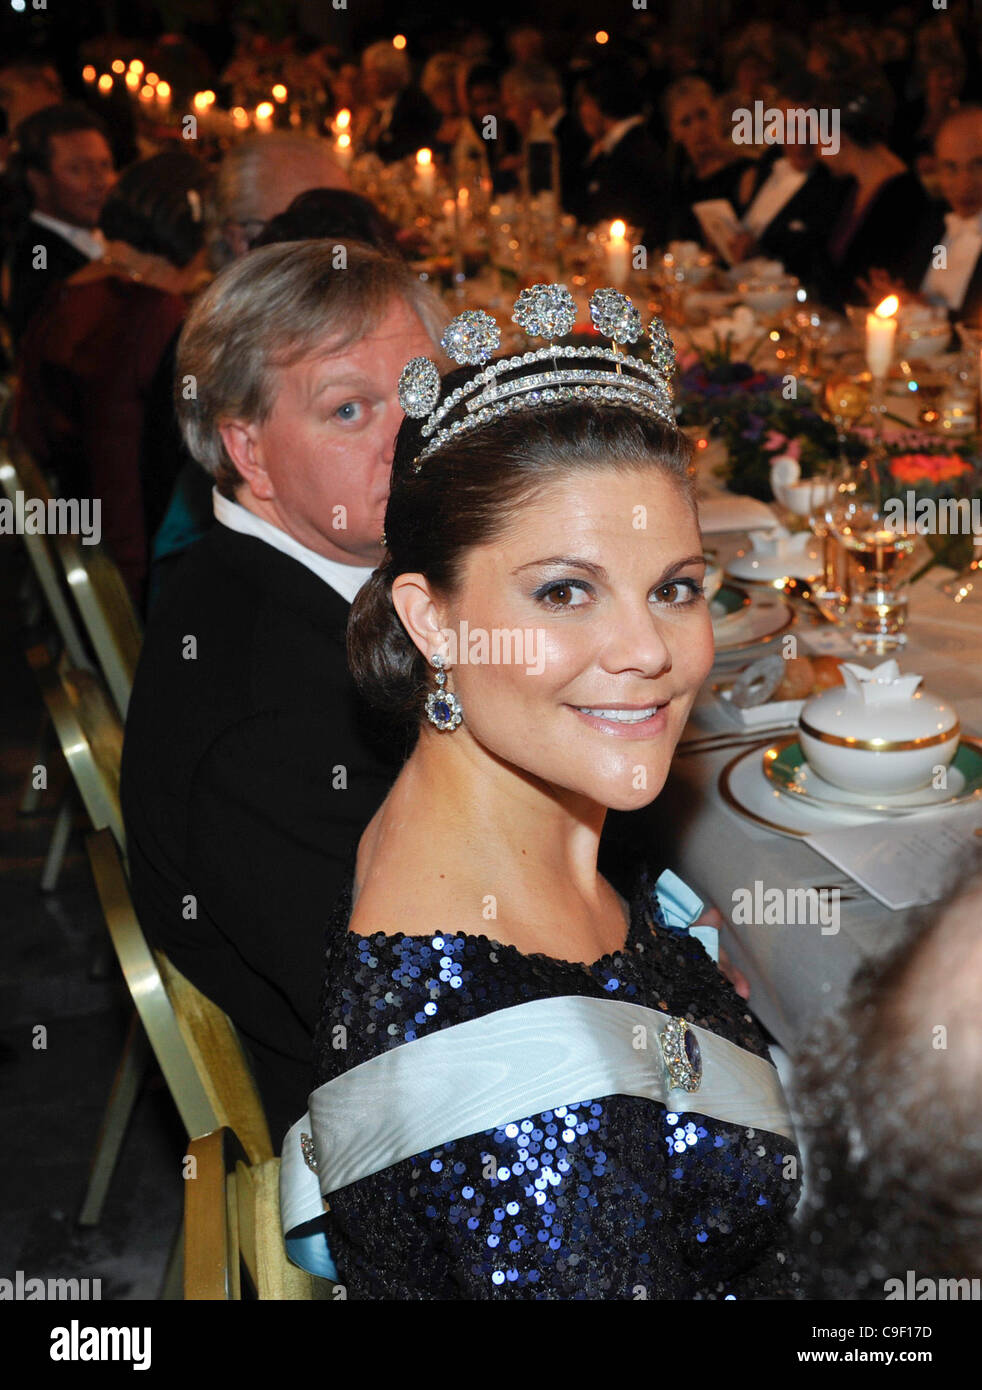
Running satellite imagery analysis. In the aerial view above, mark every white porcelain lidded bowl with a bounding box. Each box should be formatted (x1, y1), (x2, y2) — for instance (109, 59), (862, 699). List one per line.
(798, 660), (960, 795)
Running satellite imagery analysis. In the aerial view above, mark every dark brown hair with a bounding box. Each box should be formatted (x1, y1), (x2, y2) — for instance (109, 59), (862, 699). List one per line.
(347, 359), (695, 726)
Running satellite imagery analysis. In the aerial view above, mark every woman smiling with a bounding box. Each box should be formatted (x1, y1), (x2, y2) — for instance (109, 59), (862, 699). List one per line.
(282, 290), (801, 1299)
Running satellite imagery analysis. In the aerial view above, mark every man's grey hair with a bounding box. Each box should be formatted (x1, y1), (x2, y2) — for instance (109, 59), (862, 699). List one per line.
(176, 240), (447, 496)
(362, 41), (410, 87)
(212, 133), (349, 252)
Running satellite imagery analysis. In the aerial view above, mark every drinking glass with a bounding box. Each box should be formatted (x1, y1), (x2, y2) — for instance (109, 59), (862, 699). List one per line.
(826, 457), (917, 651)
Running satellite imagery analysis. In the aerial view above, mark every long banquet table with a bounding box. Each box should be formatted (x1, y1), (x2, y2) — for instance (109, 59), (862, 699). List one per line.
(652, 527), (982, 1053)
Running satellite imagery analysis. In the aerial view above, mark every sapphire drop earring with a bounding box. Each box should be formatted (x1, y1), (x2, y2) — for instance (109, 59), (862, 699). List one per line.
(425, 652), (463, 731)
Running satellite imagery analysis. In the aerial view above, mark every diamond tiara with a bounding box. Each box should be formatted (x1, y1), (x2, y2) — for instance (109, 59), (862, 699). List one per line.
(398, 284), (678, 468)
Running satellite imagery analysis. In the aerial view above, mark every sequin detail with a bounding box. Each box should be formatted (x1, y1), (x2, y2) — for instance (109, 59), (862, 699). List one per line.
(313, 867), (802, 1300)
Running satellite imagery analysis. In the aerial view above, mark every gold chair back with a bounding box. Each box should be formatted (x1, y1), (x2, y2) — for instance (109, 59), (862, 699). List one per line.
(184, 1128), (336, 1300)
(6, 439), (143, 717)
(0, 440), (91, 669)
(85, 828), (274, 1163)
(55, 532), (142, 720)
(28, 643), (125, 849)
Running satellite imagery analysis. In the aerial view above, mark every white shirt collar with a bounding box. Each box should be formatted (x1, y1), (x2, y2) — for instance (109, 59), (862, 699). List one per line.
(597, 114), (644, 156)
(30, 210), (105, 261)
(212, 490), (376, 605)
(945, 209), (982, 238)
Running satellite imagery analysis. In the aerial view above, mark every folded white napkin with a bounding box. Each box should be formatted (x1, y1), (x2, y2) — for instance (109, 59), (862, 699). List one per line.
(698, 494), (778, 534)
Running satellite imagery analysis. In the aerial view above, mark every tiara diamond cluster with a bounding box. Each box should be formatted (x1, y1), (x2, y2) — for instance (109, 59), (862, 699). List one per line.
(397, 284), (677, 468)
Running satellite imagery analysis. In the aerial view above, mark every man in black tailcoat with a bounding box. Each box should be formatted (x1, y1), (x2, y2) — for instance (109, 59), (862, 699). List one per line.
(120, 243), (443, 1144)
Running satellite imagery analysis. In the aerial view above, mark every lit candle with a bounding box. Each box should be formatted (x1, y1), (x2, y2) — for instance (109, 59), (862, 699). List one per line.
(145, 72), (159, 88)
(605, 219), (630, 289)
(334, 107), (351, 135)
(231, 106), (250, 131)
(457, 185), (470, 225)
(272, 84), (288, 104)
(255, 101), (274, 133)
(129, 59), (144, 76)
(112, 59), (126, 75)
(139, 85), (154, 105)
(125, 70), (140, 92)
(82, 64), (97, 84)
(866, 294), (899, 379)
(335, 131), (352, 166)
(415, 147), (436, 200)
(97, 74), (113, 96)
(156, 80), (171, 110)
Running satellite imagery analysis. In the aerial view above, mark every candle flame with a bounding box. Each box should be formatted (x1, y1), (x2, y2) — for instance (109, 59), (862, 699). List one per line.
(112, 60), (126, 74)
(146, 72), (159, 87)
(98, 74), (113, 94)
(125, 71), (140, 90)
(335, 108), (351, 130)
(393, 34), (407, 50)
(139, 85), (154, 102)
(129, 59), (144, 74)
(337, 133), (351, 150)
(416, 147), (432, 167)
(272, 84), (288, 102)
(231, 106), (249, 128)
(596, 30), (609, 44)
(609, 219), (626, 239)
(874, 295), (900, 319)
(156, 81), (171, 100)
(82, 65), (97, 83)
(256, 101), (274, 120)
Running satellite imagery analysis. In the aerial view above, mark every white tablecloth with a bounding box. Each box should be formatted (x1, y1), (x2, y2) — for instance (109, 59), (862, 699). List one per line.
(654, 525), (982, 1050)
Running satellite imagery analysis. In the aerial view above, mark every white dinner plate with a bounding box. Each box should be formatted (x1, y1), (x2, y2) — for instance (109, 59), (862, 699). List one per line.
(712, 589), (795, 657)
(725, 544), (823, 584)
(718, 738), (884, 839)
(763, 736), (982, 815)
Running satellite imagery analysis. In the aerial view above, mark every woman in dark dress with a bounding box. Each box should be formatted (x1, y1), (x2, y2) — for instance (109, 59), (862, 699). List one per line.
(822, 77), (930, 307)
(285, 289), (802, 1299)
(663, 76), (756, 247)
(15, 150), (211, 606)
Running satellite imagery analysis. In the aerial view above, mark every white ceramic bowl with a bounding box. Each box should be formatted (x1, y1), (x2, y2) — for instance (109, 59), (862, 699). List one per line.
(799, 685), (960, 795)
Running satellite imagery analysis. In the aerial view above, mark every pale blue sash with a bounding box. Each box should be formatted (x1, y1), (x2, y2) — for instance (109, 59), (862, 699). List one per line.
(280, 869), (765, 1280)
(281, 996), (794, 1277)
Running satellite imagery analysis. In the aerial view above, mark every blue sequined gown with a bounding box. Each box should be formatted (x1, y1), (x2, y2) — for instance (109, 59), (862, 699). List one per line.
(312, 869), (802, 1299)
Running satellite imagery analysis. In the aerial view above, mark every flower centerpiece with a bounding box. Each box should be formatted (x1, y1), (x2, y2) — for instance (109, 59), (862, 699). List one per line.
(676, 344), (861, 500)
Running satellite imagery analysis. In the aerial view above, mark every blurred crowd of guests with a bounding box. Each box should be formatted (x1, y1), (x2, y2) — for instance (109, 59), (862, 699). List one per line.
(6, 7), (982, 608)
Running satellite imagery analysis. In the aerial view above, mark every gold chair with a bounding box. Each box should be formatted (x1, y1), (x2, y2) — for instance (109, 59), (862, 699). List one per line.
(81, 828), (274, 1227)
(4, 438), (142, 718)
(27, 643), (125, 853)
(184, 1128), (337, 1300)
(0, 440), (91, 671)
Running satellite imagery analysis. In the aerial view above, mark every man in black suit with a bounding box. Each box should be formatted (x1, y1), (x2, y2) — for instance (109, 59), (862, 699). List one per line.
(360, 40), (439, 165)
(736, 135), (846, 305)
(502, 60), (591, 215)
(120, 243), (444, 1144)
(574, 65), (666, 248)
(3, 103), (114, 344)
(900, 106), (982, 325)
